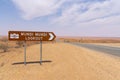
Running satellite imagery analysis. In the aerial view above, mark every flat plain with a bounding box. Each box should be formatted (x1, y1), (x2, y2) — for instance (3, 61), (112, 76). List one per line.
(0, 41), (120, 80)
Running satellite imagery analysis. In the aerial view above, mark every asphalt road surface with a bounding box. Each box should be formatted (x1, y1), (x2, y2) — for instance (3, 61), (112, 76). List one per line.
(70, 43), (120, 57)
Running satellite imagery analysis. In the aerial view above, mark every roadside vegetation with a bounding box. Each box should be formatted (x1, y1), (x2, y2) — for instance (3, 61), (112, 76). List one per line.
(0, 37), (8, 52)
(0, 44), (8, 52)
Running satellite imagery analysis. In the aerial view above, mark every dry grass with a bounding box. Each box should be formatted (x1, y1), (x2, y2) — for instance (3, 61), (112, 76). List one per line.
(59, 37), (120, 43)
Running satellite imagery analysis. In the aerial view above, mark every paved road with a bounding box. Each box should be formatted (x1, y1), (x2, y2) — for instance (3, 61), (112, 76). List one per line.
(70, 43), (120, 57)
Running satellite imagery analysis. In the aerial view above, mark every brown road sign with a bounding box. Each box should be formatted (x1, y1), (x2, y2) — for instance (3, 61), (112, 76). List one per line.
(8, 31), (56, 41)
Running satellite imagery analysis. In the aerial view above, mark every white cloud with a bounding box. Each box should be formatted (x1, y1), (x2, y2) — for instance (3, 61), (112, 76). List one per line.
(51, 14), (120, 36)
(52, 0), (120, 26)
(12, 0), (120, 36)
(50, 0), (120, 36)
(12, 0), (120, 21)
(12, 0), (65, 20)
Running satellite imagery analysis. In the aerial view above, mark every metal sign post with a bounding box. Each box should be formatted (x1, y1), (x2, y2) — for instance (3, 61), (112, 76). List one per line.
(24, 41), (26, 65)
(40, 40), (42, 65)
(8, 31), (56, 66)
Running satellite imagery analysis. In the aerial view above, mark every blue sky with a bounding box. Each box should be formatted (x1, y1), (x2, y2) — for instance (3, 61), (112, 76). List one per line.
(0, 0), (120, 37)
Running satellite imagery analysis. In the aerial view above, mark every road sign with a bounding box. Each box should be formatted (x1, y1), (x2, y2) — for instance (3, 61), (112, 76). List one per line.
(8, 31), (56, 65)
(8, 31), (56, 41)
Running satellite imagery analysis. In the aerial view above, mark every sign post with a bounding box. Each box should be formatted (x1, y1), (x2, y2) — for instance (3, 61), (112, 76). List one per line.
(8, 31), (56, 65)
(40, 40), (42, 65)
(24, 41), (26, 65)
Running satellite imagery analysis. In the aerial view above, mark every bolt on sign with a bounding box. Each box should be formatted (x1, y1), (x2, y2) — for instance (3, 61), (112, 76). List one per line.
(8, 31), (56, 41)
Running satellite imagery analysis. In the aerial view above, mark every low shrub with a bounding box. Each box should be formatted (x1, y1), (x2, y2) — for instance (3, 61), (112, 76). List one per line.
(0, 44), (8, 52)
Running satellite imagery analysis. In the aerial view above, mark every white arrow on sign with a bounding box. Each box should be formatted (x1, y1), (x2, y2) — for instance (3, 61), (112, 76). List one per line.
(49, 33), (54, 40)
